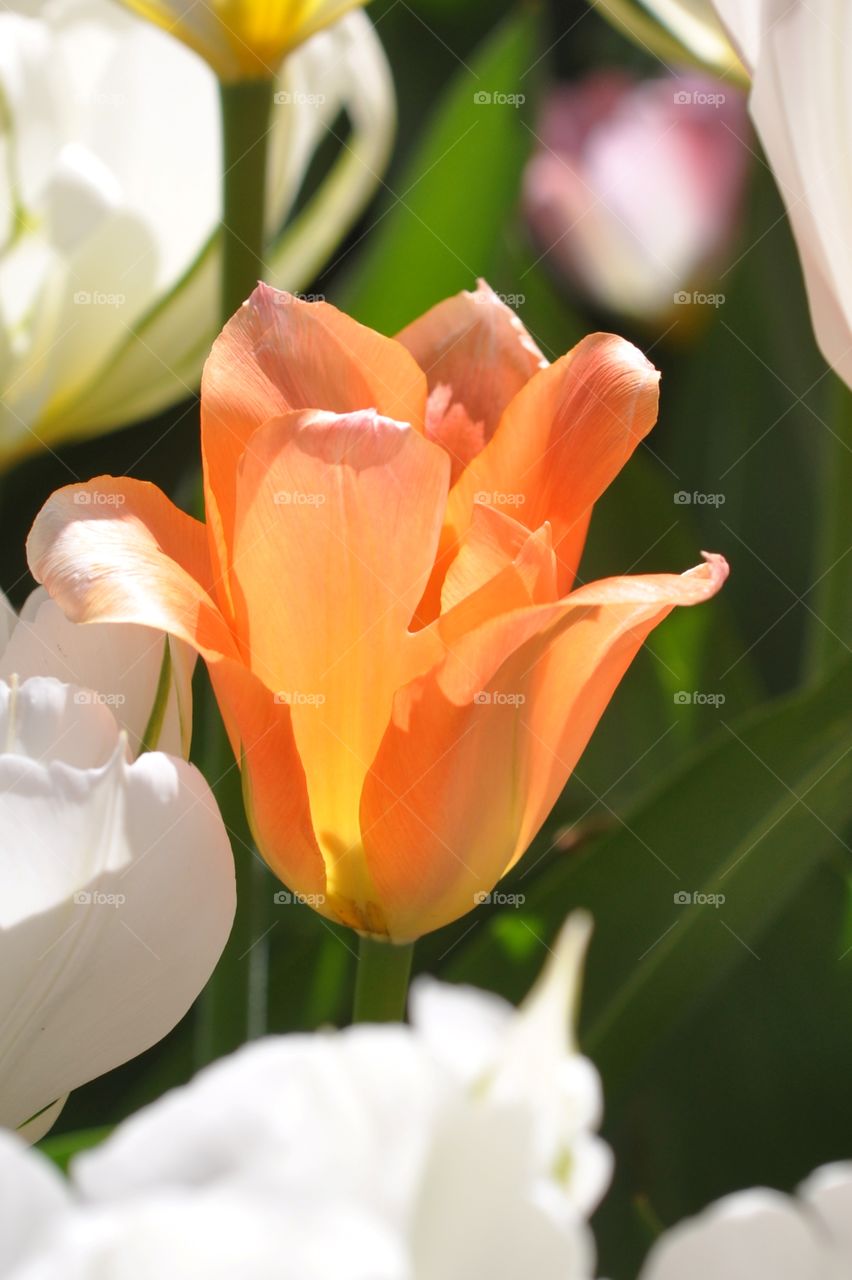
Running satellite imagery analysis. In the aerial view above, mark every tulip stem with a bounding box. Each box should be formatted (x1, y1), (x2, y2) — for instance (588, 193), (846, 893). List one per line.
(805, 376), (852, 680)
(353, 936), (415, 1024)
(219, 78), (274, 323)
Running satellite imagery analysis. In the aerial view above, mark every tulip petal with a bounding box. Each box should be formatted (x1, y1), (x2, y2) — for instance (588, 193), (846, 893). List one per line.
(0, 587), (195, 759)
(201, 284), (428, 612)
(362, 554), (727, 940)
(26, 477), (236, 665)
(440, 505), (558, 614)
(0, 1131), (69, 1271)
(231, 408), (449, 931)
(427, 333), (660, 615)
(0, 678), (235, 1134)
(26, 479), (326, 897)
(396, 280), (546, 446)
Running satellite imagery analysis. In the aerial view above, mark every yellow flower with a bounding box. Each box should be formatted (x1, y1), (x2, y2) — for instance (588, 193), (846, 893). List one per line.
(115, 0), (370, 79)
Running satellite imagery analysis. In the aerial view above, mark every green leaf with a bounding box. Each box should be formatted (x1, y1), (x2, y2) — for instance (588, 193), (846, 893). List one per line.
(337, 8), (539, 332)
(445, 656), (852, 1098)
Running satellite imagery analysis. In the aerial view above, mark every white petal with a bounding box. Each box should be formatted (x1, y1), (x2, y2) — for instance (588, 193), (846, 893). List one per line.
(639, 1189), (829, 1280)
(800, 1162), (852, 1257)
(0, 677), (234, 1133)
(0, 1129), (69, 1273)
(0, 588), (195, 757)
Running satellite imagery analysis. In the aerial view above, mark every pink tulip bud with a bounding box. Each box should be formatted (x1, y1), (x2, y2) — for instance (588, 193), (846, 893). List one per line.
(523, 71), (750, 321)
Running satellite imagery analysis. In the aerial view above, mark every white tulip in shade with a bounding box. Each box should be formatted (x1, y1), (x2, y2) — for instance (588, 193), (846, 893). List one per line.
(0, 587), (193, 757)
(639, 1162), (852, 1279)
(0, 676), (235, 1143)
(0, 0), (394, 465)
(0, 915), (606, 1278)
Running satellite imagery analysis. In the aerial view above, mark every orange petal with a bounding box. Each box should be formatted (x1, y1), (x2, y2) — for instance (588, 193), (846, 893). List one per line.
(440, 505), (558, 615)
(209, 659), (326, 903)
(27, 477), (327, 900)
(230, 407), (450, 931)
(397, 279), (546, 445)
(26, 478), (237, 664)
(361, 553), (728, 941)
(201, 284), (429, 620)
(418, 332), (660, 621)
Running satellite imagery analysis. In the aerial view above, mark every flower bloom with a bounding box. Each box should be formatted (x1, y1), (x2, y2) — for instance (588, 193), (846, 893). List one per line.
(0, 0), (393, 466)
(523, 71), (749, 320)
(113, 0), (370, 80)
(0, 915), (606, 1279)
(639, 1161), (852, 1279)
(0, 676), (235, 1143)
(28, 282), (728, 942)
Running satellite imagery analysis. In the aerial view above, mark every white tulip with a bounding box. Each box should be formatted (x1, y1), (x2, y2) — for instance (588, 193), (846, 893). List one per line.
(0, 676), (235, 1143)
(0, 587), (193, 757)
(639, 1161), (852, 1279)
(0, 0), (394, 465)
(0, 915), (605, 1278)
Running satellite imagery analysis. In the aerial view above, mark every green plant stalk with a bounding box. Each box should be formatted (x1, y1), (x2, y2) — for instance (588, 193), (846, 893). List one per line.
(219, 79), (273, 321)
(353, 936), (415, 1024)
(195, 77), (273, 1066)
(805, 376), (852, 680)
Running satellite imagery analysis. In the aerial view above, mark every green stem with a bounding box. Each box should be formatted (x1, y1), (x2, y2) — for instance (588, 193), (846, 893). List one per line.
(353, 936), (415, 1024)
(219, 79), (273, 323)
(805, 376), (852, 680)
(195, 78), (273, 1066)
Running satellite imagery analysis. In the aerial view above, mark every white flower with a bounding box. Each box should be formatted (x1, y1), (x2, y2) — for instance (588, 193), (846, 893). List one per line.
(593, 1), (747, 80)
(0, 915), (605, 1278)
(0, 676), (235, 1143)
(0, 0), (394, 465)
(639, 1161), (852, 1279)
(0, 587), (192, 757)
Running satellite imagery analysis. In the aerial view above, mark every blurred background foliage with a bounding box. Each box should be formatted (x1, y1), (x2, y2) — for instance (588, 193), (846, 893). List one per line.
(15, 3), (851, 1277)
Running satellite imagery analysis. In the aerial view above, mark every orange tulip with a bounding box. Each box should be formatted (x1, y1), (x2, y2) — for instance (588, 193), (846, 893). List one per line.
(27, 283), (728, 942)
